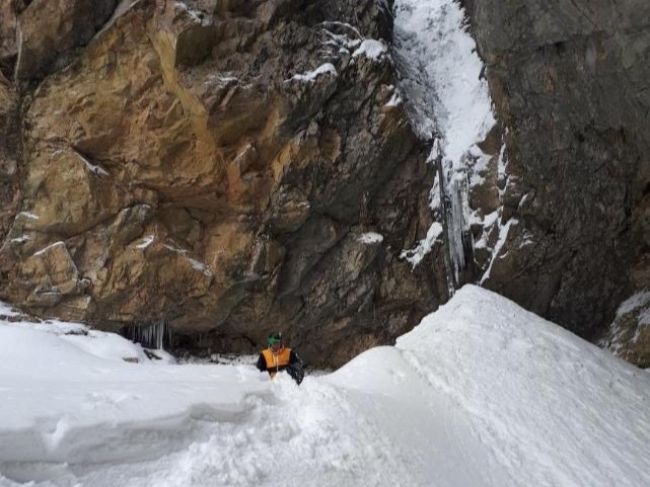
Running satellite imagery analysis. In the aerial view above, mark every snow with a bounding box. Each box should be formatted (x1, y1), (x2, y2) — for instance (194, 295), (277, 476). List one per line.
(75, 152), (109, 177)
(352, 39), (387, 61)
(319, 21), (362, 40)
(616, 290), (650, 317)
(286, 63), (338, 83)
(400, 221), (443, 267)
(639, 308), (650, 326)
(393, 0), (496, 271)
(480, 218), (516, 284)
(385, 91), (403, 108)
(9, 235), (30, 244)
(394, 0), (494, 160)
(18, 211), (39, 220)
(158, 242), (212, 276)
(174, 1), (212, 27)
(0, 302), (19, 318)
(33, 241), (66, 257)
(358, 232), (384, 244)
(135, 235), (154, 249)
(1, 286), (649, 486)
(395, 286), (650, 487)
(187, 257), (213, 277)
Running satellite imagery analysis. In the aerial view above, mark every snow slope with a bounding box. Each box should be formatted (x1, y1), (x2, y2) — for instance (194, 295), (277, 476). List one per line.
(1, 286), (649, 487)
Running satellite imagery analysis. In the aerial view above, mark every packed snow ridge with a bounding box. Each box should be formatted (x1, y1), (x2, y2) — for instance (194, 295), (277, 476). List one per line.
(1, 286), (649, 487)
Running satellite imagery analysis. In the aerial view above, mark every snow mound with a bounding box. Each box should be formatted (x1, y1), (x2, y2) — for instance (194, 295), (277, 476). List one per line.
(1, 287), (649, 486)
(395, 285), (650, 487)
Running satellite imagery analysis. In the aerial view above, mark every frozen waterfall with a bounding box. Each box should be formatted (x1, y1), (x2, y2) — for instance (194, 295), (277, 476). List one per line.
(393, 0), (496, 290)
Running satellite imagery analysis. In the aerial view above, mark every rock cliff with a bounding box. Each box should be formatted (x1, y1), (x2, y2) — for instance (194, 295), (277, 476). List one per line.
(0, 0), (442, 367)
(458, 0), (650, 365)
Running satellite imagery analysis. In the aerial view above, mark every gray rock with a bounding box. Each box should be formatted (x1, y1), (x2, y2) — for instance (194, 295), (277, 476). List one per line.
(463, 0), (650, 339)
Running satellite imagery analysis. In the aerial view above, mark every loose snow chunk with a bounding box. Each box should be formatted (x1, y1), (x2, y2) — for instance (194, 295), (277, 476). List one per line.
(352, 39), (387, 60)
(287, 63), (337, 83)
(135, 235), (154, 249)
(358, 232), (384, 244)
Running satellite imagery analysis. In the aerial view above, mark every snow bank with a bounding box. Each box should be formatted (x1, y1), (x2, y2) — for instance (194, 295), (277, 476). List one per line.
(1, 287), (649, 486)
(396, 286), (650, 487)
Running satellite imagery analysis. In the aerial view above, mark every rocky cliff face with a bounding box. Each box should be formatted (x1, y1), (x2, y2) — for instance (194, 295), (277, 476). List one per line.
(0, 0), (443, 367)
(457, 0), (650, 364)
(2, 0), (648, 368)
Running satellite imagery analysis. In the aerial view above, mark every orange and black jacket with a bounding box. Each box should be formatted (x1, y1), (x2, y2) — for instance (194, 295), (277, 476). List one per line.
(256, 347), (302, 377)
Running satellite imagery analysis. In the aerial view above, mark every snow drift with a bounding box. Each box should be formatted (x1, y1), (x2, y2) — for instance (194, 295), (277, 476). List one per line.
(1, 286), (649, 486)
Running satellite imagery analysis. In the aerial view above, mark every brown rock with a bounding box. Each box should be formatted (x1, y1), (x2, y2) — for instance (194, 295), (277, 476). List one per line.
(600, 291), (650, 368)
(14, 0), (119, 82)
(0, 0), (437, 367)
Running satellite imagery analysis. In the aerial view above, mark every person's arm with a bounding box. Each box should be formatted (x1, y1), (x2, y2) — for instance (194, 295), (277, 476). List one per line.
(289, 350), (303, 367)
(287, 350), (305, 385)
(256, 353), (267, 372)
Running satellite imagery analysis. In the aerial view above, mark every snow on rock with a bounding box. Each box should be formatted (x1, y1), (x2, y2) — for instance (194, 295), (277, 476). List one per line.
(358, 232), (384, 244)
(75, 152), (109, 177)
(286, 63), (337, 83)
(616, 290), (650, 317)
(1, 287), (649, 486)
(600, 289), (650, 365)
(480, 217), (516, 284)
(134, 234), (154, 249)
(0, 302), (20, 318)
(17, 211), (39, 220)
(352, 39), (387, 61)
(400, 221), (443, 266)
(385, 90), (403, 108)
(186, 256), (213, 277)
(33, 241), (66, 257)
(173, 1), (212, 26)
(8, 235), (30, 244)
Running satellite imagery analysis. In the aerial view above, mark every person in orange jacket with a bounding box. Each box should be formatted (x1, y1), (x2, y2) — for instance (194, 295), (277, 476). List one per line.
(256, 332), (304, 384)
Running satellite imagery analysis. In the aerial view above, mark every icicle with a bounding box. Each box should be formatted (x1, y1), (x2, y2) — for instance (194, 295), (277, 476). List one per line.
(123, 321), (169, 350)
